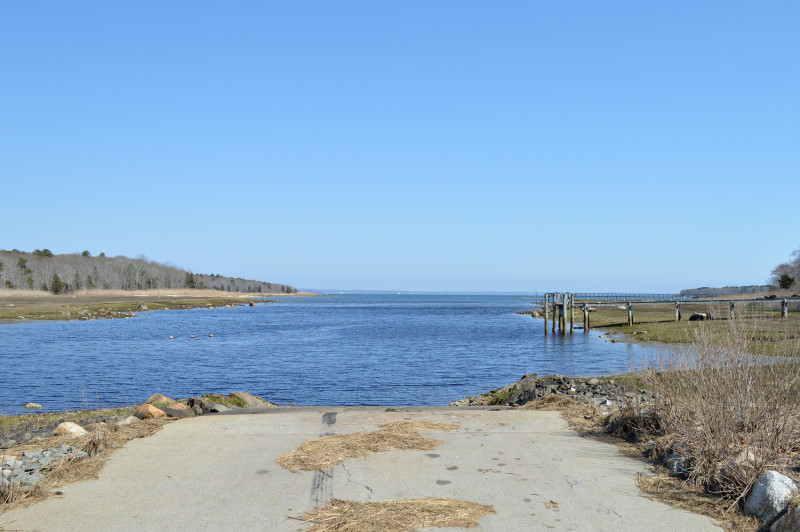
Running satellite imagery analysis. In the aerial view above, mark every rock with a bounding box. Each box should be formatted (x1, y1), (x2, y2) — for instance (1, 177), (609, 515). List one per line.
(146, 393), (176, 405)
(588, 378), (600, 385)
(135, 404), (166, 420)
(210, 403), (228, 413)
(19, 472), (44, 486)
(249, 301), (256, 306)
(771, 505), (800, 531)
(23, 402), (42, 409)
(745, 471), (798, 523)
(160, 403), (195, 419)
(230, 392), (278, 408)
(187, 397), (218, 415)
(116, 416), (140, 426)
(664, 449), (689, 477)
(688, 313), (708, 321)
(137, 304), (148, 310)
(53, 422), (89, 437)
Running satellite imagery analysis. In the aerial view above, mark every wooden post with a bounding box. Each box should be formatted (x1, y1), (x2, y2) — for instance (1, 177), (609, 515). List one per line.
(569, 296), (574, 334)
(675, 302), (681, 321)
(583, 303), (589, 332)
(552, 303), (557, 334)
(627, 302), (633, 326)
(561, 303), (566, 335)
(730, 301), (735, 320)
(782, 299), (788, 318)
(543, 294), (549, 335)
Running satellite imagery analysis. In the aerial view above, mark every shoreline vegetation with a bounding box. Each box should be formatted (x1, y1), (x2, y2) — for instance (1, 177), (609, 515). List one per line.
(0, 289), (317, 322)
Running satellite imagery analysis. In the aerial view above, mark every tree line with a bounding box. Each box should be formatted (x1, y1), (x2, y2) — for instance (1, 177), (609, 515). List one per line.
(0, 249), (296, 294)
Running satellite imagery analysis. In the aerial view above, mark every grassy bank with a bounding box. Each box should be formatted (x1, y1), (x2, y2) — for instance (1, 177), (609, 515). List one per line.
(572, 302), (800, 357)
(0, 289), (314, 322)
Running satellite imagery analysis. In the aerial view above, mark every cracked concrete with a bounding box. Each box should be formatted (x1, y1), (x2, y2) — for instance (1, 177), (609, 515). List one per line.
(0, 407), (721, 531)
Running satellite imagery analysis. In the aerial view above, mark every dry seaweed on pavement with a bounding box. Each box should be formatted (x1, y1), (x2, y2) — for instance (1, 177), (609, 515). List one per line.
(276, 421), (458, 472)
(293, 497), (495, 531)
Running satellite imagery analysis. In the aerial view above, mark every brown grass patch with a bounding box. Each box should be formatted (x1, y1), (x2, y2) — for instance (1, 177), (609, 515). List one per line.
(293, 497), (495, 531)
(638, 473), (759, 532)
(276, 421), (458, 472)
(0, 419), (170, 512)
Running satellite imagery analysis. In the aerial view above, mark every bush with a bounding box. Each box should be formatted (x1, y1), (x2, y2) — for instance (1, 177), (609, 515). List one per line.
(644, 317), (800, 498)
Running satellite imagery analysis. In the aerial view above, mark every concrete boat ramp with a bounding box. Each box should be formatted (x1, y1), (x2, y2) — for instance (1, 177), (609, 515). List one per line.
(1, 407), (720, 531)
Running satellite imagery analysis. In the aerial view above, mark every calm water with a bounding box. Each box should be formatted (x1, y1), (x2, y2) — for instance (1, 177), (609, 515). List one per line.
(0, 295), (655, 415)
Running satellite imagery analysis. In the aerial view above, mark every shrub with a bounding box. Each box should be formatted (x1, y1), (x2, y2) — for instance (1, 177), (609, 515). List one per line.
(644, 317), (800, 499)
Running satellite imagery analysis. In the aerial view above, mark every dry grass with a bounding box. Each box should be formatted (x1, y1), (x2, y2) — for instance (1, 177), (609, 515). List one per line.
(0, 419), (170, 512)
(293, 497), (495, 531)
(276, 421), (458, 473)
(637, 473), (760, 532)
(0, 290), (282, 321)
(641, 317), (800, 500)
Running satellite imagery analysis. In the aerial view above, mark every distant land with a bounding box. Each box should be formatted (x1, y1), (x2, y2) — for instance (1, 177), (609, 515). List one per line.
(303, 289), (544, 296)
(0, 248), (296, 294)
(679, 285), (775, 297)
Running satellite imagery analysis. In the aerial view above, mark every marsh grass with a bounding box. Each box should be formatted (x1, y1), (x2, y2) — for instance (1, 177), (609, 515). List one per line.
(587, 303), (800, 356)
(0, 290), (279, 321)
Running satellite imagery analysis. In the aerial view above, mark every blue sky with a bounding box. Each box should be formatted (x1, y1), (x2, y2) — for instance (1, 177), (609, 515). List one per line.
(2, 2), (798, 292)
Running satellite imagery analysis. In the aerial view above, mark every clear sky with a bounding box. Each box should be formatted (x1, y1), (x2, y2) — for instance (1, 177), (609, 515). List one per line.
(2, 2), (798, 293)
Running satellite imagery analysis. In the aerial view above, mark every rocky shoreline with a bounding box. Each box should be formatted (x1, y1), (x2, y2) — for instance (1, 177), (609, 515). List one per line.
(449, 373), (653, 408)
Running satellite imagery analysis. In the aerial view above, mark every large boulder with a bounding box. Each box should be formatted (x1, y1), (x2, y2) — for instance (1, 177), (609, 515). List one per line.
(53, 422), (88, 437)
(146, 393), (176, 405)
(745, 471), (798, 523)
(24, 402), (42, 409)
(230, 392), (278, 408)
(135, 404), (167, 420)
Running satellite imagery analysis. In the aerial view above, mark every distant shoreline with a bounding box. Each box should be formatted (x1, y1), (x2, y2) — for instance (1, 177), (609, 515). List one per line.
(0, 289), (317, 323)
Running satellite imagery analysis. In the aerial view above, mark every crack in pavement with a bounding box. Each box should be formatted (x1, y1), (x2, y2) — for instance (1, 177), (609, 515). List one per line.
(341, 462), (375, 500)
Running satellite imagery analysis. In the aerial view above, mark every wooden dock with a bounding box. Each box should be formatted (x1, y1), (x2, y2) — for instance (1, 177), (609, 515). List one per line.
(541, 293), (799, 335)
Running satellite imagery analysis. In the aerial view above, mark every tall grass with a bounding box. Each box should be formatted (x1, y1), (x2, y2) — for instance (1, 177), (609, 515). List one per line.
(644, 317), (800, 499)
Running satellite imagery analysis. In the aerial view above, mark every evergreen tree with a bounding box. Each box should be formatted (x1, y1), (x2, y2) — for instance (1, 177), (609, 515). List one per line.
(52, 273), (63, 294)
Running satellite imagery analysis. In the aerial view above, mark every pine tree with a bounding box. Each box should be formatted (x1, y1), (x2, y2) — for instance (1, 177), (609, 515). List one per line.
(52, 273), (63, 294)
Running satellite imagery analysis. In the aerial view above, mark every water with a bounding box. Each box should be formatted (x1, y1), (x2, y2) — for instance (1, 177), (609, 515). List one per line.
(0, 295), (654, 415)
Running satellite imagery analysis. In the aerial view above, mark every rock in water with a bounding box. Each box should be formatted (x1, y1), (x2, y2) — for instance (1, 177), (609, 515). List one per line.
(23, 402), (42, 409)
